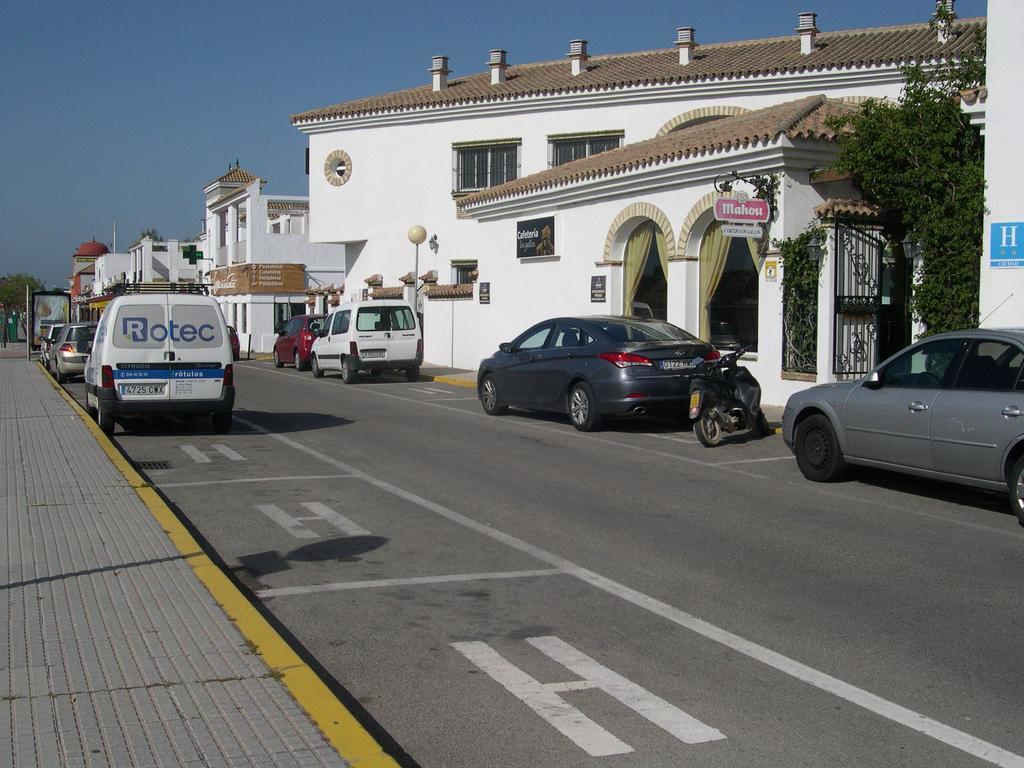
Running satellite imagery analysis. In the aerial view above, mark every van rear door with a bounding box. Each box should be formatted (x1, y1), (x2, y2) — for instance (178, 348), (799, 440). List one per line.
(354, 305), (390, 363)
(386, 304), (418, 363)
(168, 298), (229, 401)
(110, 297), (171, 402)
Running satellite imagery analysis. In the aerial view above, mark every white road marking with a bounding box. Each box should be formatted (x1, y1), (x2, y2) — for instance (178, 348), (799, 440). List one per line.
(452, 639), (633, 756)
(258, 504), (318, 539)
(453, 637), (724, 755)
(421, 387), (454, 395)
(257, 568), (561, 598)
(159, 474), (358, 488)
(643, 432), (697, 444)
(299, 501), (371, 536)
(234, 412), (1024, 768)
(407, 387), (439, 395)
(179, 443), (246, 463)
(716, 456), (794, 466)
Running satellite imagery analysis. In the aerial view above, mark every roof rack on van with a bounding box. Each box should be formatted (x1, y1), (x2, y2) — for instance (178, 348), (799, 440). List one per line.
(112, 282), (209, 296)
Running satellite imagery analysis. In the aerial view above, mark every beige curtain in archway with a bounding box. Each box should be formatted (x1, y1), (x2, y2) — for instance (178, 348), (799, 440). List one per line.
(655, 226), (668, 280)
(622, 221), (654, 314)
(745, 236), (761, 270)
(699, 222), (731, 340)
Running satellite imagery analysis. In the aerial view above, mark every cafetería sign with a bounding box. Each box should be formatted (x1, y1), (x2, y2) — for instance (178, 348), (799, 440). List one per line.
(209, 263), (306, 296)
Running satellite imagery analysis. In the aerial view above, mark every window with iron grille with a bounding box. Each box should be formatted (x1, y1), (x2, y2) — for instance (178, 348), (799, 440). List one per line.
(548, 132), (623, 167)
(453, 142), (520, 192)
(451, 261), (478, 284)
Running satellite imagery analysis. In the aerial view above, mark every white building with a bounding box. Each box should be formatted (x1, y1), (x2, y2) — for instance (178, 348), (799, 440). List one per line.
(293, 4), (985, 404)
(199, 164), (345, 353)
(977, 0), (1024, 327)
(128, 237), (203, 286)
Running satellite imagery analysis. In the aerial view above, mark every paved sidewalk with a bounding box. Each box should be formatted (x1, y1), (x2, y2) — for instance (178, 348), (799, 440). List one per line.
(1, 360), (349, 768)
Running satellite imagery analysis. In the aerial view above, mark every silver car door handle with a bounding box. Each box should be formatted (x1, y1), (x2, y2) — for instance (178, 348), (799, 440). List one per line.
(1003, 406), (1021, 417)
(908, 401), (929, 412)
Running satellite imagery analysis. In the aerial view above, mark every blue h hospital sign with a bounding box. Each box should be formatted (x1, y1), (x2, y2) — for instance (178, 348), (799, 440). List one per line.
(992, 222), (1024, 268)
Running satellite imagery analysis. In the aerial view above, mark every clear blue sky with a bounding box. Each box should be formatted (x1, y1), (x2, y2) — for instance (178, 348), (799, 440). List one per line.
(0, 0), (987, 288)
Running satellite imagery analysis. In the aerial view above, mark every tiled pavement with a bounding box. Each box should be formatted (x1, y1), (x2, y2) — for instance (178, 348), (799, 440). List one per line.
(1, 360), (347, 768)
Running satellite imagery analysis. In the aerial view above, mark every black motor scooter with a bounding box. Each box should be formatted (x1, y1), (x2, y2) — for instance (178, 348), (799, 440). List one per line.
(687, 347), (771, 447)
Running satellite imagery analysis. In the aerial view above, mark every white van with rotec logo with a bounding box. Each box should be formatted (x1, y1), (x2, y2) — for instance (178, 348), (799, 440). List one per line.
(84, 291), (235, 435)
(310, 299), (422, 383)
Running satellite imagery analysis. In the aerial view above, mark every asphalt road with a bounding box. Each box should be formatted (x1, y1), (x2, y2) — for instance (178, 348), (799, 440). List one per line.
(66, 363), (1024, 768)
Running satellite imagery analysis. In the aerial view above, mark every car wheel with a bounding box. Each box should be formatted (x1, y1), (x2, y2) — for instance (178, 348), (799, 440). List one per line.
(295, 349), (309, 371)
(55, 361), (66, 384)
(341, 357), (357, 384)
(96, 401), (115, 436)
(212, 411), (232, 434)
(569, 382), (602, 432)
(311, 354), (324, 379)
(405, 366), (419, 383)
(273, 348), (283, 368)
(694, 409), (722, 447)
(795, 414), (846, 482)
(480, 374), (507, 416)
(1010, 455), (1024, 528)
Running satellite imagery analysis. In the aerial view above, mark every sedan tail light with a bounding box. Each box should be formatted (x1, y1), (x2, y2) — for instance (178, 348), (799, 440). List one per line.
(599, 352), (653, 368)
(703, 349), (721, 362)
(301, 331), (314, 344)
(59, 343), (75, 353)
(101, 365), (114, 389)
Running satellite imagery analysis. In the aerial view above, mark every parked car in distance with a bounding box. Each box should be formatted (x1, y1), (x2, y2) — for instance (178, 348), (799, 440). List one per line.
(311, 300), (422, 383)
(49, 323), (96, 383)
(477, 315), (718, 431)
(783, 329), (1024, 524)
(39, 323), (65, 369)
(227, 325), (240, 361)
(273, 314), (324, 371)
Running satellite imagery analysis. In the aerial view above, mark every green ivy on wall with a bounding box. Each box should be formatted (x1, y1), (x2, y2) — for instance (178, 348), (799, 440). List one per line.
(777, 226), (827, 373)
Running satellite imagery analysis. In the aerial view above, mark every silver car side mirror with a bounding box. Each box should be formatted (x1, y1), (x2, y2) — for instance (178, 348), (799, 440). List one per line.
(863, 370), (883, 389)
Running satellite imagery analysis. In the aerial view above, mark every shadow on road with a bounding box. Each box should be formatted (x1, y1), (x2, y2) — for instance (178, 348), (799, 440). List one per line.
(236, 536), (389, 578)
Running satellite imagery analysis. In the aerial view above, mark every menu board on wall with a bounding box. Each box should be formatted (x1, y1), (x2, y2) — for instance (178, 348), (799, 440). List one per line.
(209, 263), (306, 295)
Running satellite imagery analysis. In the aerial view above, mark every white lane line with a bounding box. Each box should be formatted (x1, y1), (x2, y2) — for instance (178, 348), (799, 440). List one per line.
(159, 474), (358, 488)
(258, 504), (318, 539)
(255, 364), (1023, 539)
(179, 444), (210, 464)
(452, 640), (633, 756)
(643, 433), (697, 444)
(715, 456), (794, 466)
(234, 412), (1024, 768)
(421, 387), (454, 395)
(407, 387), (438, 395)
(426, 396), (480, 402)
(180, 443), (247, 463)
(257, 568), (562, 598)
(299, 501), (371, 537)
(212, 443), (246, 461)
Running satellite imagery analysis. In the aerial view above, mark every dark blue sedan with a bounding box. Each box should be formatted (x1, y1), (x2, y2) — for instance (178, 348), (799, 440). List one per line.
(477, 316), (717, 431)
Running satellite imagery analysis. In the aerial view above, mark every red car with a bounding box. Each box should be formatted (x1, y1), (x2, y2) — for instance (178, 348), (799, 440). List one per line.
(273, 314), (324, 371)
(226, 325), (241, 361)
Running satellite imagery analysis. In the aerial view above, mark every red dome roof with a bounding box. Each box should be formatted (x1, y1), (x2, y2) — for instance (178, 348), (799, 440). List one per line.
(75, 240), (108, 257)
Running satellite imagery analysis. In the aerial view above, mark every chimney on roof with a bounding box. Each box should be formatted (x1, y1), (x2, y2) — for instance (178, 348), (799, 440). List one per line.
(676, 27), (697, 65)
(797, 12), (818, 55)
(489, 49), (508, 85)
(934, 0), (957, 43)
(431, 55), (450, 92)
(568, 39), (588, 76)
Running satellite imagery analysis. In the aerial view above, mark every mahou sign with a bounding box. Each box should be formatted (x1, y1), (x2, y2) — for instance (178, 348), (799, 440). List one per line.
(714, 197), (770, 223)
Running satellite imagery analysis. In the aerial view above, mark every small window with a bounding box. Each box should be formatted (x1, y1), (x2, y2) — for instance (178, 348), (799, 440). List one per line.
(452, 261), (478, 284)
(549, 133), (623, 167)
(881, 338), (965, 388)
(453, 142), (520, 192)
(952, 340), (1023, 391)
(389, 307), (416, 331)
(553, 326), (592, 348)
(356, 307), (386, 332)
(515, 324), (553, 351)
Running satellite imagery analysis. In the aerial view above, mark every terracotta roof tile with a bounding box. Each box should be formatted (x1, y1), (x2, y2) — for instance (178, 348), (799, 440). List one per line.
(293, 18), (984, 123)
(371, 286), (404, 299)
(210, 166), (261, 185)
(426, 284), (474, 299)
(814, 198), (889, 220)
(267, 200), (309, 212)
(458, 95), (855, 207)
(959, 86), (988, 105)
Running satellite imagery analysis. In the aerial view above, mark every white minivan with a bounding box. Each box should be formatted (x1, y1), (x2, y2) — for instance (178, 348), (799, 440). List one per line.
(310, 299), (422, 383)
(84, 290), (235, 435)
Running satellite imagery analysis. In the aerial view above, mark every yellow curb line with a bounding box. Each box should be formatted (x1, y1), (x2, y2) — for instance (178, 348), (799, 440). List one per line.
(427, 374), (476, 390)
(39, 363), (399, 768)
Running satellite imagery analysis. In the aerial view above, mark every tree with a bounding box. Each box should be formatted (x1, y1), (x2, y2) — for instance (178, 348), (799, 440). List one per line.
(0, 273), (45, 314)
(139, 227), (163, 242)
(826, 19), (985, 335)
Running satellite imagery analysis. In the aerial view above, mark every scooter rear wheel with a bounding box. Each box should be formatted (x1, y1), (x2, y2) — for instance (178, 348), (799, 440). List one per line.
(694, 409), (722, 447)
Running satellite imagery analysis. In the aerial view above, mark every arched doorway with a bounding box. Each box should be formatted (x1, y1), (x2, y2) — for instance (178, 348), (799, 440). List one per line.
(699, 221), (759, 349)
(623, 220), (668, 319)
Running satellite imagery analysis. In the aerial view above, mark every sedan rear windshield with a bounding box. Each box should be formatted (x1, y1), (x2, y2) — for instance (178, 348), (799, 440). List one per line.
(67, 326), (96, 341)
(596, 320), (698, 343)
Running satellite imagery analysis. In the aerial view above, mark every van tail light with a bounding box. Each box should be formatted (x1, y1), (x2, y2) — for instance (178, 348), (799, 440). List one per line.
(101, 365), (114, 389)
(59, 343), (75, 353)
(598, 352), (653, 368)
(350, 341), (359, 357)
(417, 339), (423, 359)
(223, 364), (234, 386)
(703, 348), (721, 362)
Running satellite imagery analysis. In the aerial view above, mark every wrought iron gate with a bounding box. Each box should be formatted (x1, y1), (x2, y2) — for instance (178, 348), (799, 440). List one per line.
(833, 223), (884, 378)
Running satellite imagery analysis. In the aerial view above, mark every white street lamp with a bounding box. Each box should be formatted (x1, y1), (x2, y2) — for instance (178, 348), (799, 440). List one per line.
(407, 224), (427, 313)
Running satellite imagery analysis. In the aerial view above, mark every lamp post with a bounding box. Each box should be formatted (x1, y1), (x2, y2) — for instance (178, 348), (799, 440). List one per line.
(407, 224), (427, 317)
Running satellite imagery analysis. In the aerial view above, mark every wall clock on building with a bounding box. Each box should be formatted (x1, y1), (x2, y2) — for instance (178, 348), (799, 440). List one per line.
(324, 149), (353, 186)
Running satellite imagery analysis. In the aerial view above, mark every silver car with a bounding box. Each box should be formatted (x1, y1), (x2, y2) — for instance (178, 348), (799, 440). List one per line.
(49, 323), (96, 383)
(783, 329), (1024, 524)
